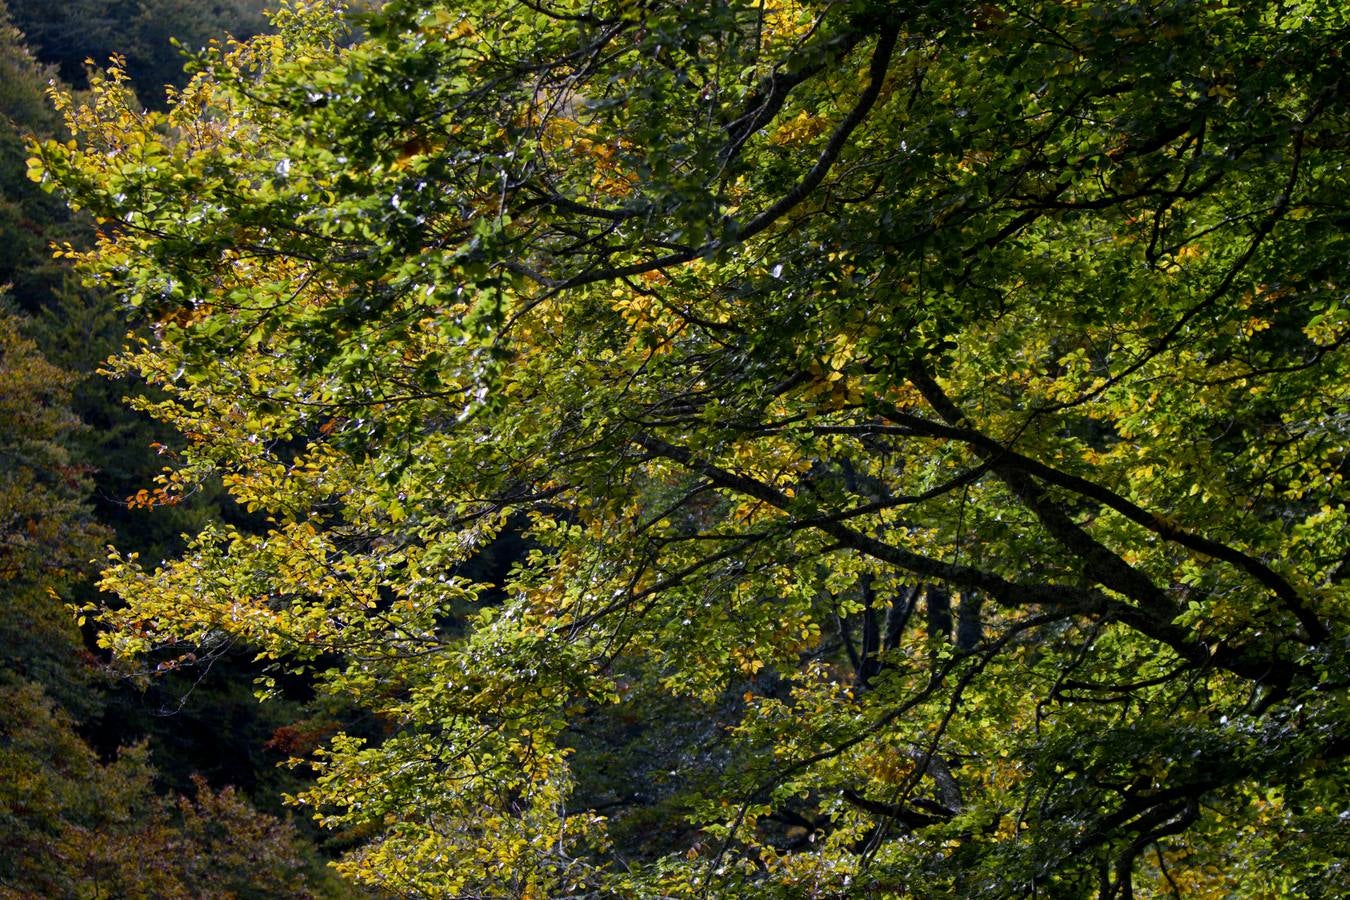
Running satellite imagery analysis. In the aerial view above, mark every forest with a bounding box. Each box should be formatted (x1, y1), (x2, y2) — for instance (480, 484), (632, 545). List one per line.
(4, 0), (1348, 897)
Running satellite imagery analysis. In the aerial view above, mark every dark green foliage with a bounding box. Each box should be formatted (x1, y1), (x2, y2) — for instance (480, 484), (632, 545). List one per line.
(7, 0), (271, 105)
(0, 678), (322, 899)
(0, 8), (79, 318)
(0, 308), (108, 714)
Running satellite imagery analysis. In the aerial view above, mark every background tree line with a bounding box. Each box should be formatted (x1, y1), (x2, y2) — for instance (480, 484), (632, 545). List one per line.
(0, 1), (361, 894)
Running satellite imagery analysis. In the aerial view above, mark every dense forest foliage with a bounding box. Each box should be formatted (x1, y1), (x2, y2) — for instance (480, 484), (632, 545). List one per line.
(0, 1), (354, 895)
(10, 0), (1350, 896)
(6, 0), (272, 101)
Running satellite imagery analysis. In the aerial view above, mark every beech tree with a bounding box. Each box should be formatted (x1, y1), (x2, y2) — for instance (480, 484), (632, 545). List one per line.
(0, 309), (327, 898)
(34, 0), (1349, 896)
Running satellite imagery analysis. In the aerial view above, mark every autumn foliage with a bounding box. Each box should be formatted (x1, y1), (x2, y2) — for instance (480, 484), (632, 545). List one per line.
(28, 0), (1350, 896)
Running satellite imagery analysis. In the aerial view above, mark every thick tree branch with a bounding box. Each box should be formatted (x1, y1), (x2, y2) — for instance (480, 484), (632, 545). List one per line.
(719, 28), (869, 166)
(526, 25), (901, 291)
(892, 366), (1328, 643)
(628, 431), (1295, 682)
(907, 363), (1179, 622)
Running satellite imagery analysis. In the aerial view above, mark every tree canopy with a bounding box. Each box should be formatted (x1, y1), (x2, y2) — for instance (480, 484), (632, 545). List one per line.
(33, 0), (1350, 896)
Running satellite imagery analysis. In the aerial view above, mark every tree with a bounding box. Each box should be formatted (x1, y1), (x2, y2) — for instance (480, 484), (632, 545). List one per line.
(0, 306), (336, 898)
(1, 0), (342, 821)
(34, 0), (1349, 896)
(0, 307), (107, 713)
(0, 678), (327, 900)
(0, 4), (70, 303)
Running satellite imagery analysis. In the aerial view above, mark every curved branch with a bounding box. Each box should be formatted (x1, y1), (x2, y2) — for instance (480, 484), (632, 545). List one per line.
(535, 24), (901, 291)
(889, 368), (1327, 644)
(629, 431), (1296, 682)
